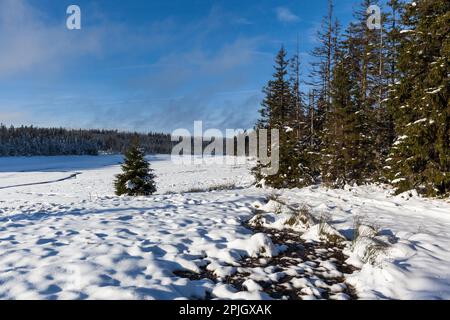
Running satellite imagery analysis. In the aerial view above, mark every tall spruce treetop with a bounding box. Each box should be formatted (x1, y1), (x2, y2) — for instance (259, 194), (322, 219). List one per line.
(387, 0), (450, 197)
(310, 0), (339, 112)
(386, 0), (404, 86)
(290, 39), (306, 140)
(257, 46), (293, 130)
(341, 0), (394, 182)
(115, 140), (157, 196)
(309, 0), (341, 177)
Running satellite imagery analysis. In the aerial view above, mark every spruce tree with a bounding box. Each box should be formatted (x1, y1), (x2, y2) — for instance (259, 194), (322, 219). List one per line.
(343, 0), (383, 182)
(253, 47), (315, 188)
(253, 47), (292, 187)
(115, 140), (157, 196)
(387, 0), (450, 197)
(308, 0), (341, 182)
(375, 0), (403, 182)
(290, 48), (320, 186)
(386, 0), (403, 87)
(310, 0), (338, 109)
(321, 42), (366, 187)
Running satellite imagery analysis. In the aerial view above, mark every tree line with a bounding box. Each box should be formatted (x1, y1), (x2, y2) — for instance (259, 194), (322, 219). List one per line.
(253, 0), (449, 197)
(0, 124), (239, 157)
(0, 125), (173, 156)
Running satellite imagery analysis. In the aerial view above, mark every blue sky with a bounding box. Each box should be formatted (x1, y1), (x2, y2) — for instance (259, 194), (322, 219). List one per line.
(0, 0), (360, 133)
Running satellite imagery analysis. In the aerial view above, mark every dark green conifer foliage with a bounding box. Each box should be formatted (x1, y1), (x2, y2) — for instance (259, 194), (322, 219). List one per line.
(387, 0), (450, 197)
(115, 140), (157, 196)
(253, 47), (316, 188)
(321, 43), (366, 187)
(254, 0), (448, 198)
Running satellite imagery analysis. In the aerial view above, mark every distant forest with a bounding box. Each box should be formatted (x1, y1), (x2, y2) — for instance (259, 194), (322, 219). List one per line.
(0, 125), (173, 156)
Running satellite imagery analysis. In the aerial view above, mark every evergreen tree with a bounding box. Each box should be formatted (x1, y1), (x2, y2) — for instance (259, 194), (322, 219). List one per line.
(309, 0), (341, 142)
(387, 0), (450, 197)
(253, 47), (315, 188)
(310, 0), (339, 109)
(290, 38), (305, 140)
(385, 0), (404, 87)
(308, 0), (341, 181)
(290, 44), (320, 185)
(321, 41), (367, 187)
(344, 0), (383, 181)
(375, 0), (403, 182)
(254, 0), (448, 198)
(115, 140), (157, 196)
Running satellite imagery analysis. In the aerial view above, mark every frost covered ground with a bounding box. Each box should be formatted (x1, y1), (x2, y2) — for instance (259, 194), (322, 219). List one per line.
(0, 155), (449, 300)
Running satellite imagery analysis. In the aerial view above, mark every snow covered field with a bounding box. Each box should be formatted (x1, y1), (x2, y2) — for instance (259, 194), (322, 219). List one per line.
(0, 155), (449, 300)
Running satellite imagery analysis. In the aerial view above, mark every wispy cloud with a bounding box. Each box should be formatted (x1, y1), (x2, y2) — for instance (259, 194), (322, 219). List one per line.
(111, 35), (265, 132)
(0, 2), (283, 132)
(0, 3), (267, 132)
(233, 17), (253, 25)
(275, 7), (300, 23)
(0, 0), (105, 79)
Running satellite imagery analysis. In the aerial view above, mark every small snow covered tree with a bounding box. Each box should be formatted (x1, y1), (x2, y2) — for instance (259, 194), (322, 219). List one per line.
(114, 140), (157, 196)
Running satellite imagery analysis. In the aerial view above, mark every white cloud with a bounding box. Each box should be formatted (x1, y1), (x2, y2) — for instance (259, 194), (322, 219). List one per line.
(0, 3), (267, 131)
(275, 7), (300, 23)
(0, 0), (104, 78)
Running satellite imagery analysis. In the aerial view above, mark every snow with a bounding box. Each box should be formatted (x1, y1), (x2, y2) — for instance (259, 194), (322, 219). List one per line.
(0, 155), (450, 300)
(426, 87), (443, 94)
(228, 233), (280, 258)
(274, 185), (450, 299)
(413, 118), (428, 125)
(300, 223), (346, 243)
(125, 180), (136, 191)
(242, 279), (263, 291)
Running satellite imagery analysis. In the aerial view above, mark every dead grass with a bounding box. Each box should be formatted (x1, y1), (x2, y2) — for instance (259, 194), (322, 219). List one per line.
(285, 205), (316, 228)
(363, 240), (389, 265)
(350, 217), (389, 265)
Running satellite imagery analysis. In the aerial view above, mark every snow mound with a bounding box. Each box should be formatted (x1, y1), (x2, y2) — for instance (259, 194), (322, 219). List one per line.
(261, 199), (288, 214)
(301, 223), (346, 244)
(228, 233), (279, 258)
(242, 279), (263, 292)
(249, 199), (315, 232)
(206, 261), (237, 279)
(212, 283), (272, 300)
(344, 225), (391, 268)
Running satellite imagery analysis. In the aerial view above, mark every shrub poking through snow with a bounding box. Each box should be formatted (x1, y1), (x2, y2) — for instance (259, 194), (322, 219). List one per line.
(284, 205), (316, 229)
(114, 140), (157, 196)
(346, 224), (390, 267)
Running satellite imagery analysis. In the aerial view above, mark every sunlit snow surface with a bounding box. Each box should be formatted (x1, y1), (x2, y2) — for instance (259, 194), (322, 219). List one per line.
(0, 155), (449, 299)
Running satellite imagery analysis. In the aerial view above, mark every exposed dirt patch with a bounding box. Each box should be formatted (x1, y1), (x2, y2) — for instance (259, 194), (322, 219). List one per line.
(174, 223), (359, 300)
